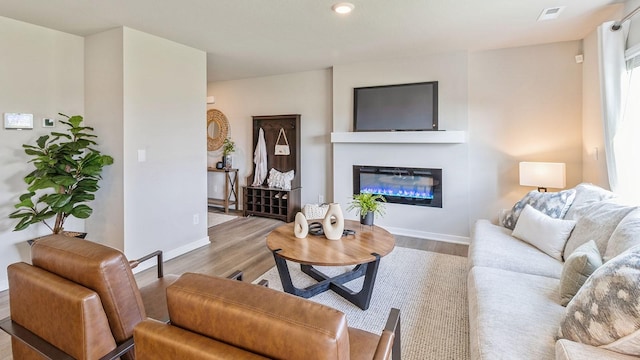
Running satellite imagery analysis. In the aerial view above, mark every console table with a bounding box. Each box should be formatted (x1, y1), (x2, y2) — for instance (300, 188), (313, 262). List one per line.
(207, 168), (238, 213)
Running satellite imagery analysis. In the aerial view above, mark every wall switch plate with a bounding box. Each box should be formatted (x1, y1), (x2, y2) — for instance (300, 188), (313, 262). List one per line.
(193, 214), (199, 225)
(137, 149), (146, 162)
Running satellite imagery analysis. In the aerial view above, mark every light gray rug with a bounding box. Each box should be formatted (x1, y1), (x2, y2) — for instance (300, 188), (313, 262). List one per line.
(255, 247), (469, 360)
(207, 212), (237, 228)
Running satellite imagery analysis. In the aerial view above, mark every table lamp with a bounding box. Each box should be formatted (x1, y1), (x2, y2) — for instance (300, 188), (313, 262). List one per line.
(519, 162), (566, 192)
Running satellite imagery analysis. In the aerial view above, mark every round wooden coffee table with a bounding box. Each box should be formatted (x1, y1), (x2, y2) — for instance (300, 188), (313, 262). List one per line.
(266, 220), (395, 310)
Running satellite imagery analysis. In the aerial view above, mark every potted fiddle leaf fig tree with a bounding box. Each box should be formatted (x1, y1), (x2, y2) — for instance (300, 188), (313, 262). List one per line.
(9, 113), (114, 236)
(347, 193), (387, 226)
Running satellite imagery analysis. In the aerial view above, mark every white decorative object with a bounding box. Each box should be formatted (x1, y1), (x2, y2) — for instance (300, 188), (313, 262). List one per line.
(303, 203), (329, 220)
(294, 212), (308, 238)
(322, 203), (344, 240)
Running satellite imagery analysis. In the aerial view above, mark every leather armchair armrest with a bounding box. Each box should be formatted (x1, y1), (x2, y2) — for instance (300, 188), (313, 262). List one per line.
(129, 250), (163, 278)
(0, 317), (134, 360)
(373, 308), (401, 360)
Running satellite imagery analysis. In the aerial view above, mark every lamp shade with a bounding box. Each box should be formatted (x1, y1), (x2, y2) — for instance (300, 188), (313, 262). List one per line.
(519, 162), (566, 189)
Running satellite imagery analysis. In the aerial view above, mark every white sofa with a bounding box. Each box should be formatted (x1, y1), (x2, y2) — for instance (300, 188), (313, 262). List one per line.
(467, 184), (640, 360)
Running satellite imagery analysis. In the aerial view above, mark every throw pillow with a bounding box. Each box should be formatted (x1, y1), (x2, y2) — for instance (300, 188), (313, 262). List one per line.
(562, 201), (635, 260)
(559, 240), (602, 306)
(511, 204), (576, 261)
(267, 168), (294, 190)
(604, 208), (640, 262)
(501, 189), (576, 230)
(564, 183), (617, 221)
(558, 245), (640, 356)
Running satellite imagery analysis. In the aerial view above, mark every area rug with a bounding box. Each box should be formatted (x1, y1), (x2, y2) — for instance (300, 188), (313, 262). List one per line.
(207, 212), (237, 228)
(254, 247), (469, 360)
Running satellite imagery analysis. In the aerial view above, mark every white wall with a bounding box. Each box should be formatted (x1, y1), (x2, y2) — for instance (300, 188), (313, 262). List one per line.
(0, 16), (84, 290)
(86, 27), (208, 261)
(468, 41), (584, 223)
(581, 30), (610, 188)
(332, 53), (470, 241)
(207, 70), (332, 206)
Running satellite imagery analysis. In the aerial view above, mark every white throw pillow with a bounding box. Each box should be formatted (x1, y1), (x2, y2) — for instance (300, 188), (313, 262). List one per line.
(564, 183), (617, 221)
(512, 204), (577, 261)
(267, 168), (294, 190)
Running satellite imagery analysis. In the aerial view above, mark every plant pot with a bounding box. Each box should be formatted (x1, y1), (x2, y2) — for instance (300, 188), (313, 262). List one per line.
(27, 231), (87, 246)
(360, 211), (374, 226)
(223, 154), (233, 169)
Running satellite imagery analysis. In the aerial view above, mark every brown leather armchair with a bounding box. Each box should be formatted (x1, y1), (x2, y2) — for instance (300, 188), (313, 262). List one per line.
(0, 234), (182, 360)
(134, 273), (401, 360)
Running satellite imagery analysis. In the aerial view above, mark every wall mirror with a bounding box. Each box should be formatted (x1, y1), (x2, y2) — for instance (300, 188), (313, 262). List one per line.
(207, 109), (229, 151)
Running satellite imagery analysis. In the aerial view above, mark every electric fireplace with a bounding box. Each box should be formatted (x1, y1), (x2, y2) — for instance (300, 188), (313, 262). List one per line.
(353, 165), (442, 208)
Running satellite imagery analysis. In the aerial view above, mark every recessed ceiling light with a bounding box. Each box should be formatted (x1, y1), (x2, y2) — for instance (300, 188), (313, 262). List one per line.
(332, 2), (355, 15)
(538, 6), (566, 21)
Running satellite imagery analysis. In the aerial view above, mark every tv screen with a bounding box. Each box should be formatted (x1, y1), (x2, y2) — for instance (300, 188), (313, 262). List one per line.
(353, 81), (438, 132)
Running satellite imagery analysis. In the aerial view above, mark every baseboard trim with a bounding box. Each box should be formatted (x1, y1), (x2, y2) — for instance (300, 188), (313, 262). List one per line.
(132, 236), (211, 274)
(383, 226), (470, 245)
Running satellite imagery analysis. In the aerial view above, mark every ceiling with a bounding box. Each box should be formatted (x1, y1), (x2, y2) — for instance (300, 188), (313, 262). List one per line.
(0, 0), (625, 82)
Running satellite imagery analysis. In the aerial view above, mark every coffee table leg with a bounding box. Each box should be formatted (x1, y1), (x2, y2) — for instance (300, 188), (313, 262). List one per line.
(329, 253), (381, 310)
(271, 249), (332, 298)
(271, 249), (382, 310)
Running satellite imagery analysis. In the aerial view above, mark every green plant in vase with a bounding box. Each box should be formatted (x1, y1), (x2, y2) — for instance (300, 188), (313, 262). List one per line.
(9, 113), (114, 236)
(347, 193), (387, 225)
(222, 137), (235, 169)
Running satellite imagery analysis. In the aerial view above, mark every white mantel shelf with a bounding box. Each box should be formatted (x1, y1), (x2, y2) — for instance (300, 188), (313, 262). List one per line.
(331, 131), (466, 144)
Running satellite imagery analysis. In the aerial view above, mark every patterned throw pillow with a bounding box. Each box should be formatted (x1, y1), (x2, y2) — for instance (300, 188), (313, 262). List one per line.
(267, 168), (294, 190)
(558, 240), (602, 306)
(558, 245), (640, 356)
(501, 189), (576, 230)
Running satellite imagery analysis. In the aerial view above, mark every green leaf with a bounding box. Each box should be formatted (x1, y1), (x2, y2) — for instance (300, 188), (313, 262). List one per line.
(43, 194), (72, 209)
(70, 204), (92, 219)
(36, 135), (49, 148)
(68, 115), (83, 128)
(51, 175), (77, 187)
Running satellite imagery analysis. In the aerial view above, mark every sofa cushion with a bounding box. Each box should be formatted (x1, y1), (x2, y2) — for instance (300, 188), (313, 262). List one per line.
(562, 201), (635, 259)
(501, 189), (576, 230)
(512, 205), (576, 261)
(564, 183), (617, 221)
(468, 266), (565, 360)
(555, 339), (640, 360)
(559, 240), (602, 306)
(469, 220), (563, 279)
(604, 208), (640, 262)
(558, 245), (640, 356)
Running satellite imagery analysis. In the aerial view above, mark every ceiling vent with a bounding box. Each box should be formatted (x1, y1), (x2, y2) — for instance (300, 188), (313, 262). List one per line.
(538, 6), (566, 21)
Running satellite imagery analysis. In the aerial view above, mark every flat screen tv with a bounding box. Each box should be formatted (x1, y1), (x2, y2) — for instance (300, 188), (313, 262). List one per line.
(353, 81), (438, 132)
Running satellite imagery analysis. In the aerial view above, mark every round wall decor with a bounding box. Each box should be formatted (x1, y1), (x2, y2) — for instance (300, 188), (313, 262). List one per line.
(207, 109), (229, 151)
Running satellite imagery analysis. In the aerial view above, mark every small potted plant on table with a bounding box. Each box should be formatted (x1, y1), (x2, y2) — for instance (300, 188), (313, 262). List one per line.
(9, 114), (113, 238)
(348, 193), (387, 226)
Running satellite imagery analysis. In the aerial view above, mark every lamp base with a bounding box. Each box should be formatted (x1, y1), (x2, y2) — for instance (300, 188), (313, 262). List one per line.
(537, 187), (548, 192)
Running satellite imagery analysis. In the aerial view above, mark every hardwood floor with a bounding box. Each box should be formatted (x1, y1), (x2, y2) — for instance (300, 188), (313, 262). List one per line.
(0, 215), (468, 359)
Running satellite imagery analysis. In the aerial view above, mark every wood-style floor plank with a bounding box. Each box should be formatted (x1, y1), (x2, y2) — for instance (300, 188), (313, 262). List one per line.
(0, 215), (468, 359)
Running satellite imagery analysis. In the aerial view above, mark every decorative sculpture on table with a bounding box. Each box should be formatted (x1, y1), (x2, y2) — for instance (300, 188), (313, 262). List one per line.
(294, 212), (308, 238)
(322, 203), (344, 240)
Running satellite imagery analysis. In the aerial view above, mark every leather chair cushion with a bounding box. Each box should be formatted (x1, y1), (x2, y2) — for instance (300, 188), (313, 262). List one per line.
(167, 273), (351, 360)
(134, 319), (269, 360)
(8, 262), (117, 359)
(31, 235), (146, 343)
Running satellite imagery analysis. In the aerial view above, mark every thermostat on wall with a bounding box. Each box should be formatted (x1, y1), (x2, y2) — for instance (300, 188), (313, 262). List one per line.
(4, 113), (33, 130)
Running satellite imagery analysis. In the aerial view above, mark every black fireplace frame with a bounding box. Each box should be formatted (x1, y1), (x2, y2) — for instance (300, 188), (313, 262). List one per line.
(353, 165), (443, 208)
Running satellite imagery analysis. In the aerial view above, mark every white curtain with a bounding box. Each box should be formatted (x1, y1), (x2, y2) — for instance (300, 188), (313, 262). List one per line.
(598, 21), (630, 193)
